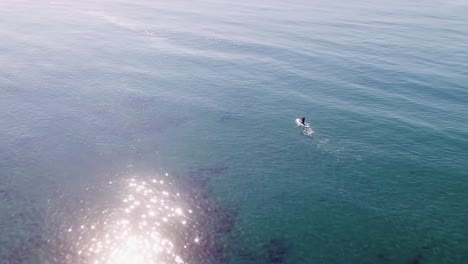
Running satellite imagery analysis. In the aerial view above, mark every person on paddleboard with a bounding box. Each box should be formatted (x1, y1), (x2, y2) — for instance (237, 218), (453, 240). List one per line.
(301, 117), (306, 125)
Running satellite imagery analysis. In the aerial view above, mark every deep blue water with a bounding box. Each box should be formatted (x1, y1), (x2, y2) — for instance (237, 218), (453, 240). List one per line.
(1, 0), (467, 263)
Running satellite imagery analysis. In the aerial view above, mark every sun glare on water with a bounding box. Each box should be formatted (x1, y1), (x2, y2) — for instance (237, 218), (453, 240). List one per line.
(66, 176), (199, 264)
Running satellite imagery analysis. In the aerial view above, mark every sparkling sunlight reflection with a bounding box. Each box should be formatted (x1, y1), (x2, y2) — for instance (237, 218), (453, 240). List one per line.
(67, 176), (200, 264)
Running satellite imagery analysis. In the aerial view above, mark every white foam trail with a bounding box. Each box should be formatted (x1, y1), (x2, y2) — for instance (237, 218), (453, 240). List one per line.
(303, 127), (314, 136)
(81, 10), (146, 31)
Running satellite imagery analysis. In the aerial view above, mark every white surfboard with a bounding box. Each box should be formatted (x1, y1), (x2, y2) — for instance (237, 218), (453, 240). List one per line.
(295, 118), (309, 128)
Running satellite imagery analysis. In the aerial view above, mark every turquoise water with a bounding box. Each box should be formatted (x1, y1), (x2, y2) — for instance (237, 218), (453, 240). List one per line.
(1, 0), (467, 263)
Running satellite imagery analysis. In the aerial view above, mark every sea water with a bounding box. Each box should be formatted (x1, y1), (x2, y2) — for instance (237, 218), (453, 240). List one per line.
(0, 0), (467, 263)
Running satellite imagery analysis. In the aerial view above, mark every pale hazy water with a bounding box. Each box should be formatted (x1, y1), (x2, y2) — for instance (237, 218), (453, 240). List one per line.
(1, 0), (468, 263)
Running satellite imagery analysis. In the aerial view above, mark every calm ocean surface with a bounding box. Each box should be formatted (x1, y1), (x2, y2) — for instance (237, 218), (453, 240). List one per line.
(1, 0), (467, 263)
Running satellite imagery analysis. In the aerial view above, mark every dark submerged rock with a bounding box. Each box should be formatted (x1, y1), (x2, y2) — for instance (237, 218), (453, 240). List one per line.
(197, 165), (229, 176)
(411, 253), (423, 264)
(220, 112), (239, 122)
(264, 238), (290, 263)
(377, 252), (389, 262)
(214, 207), (237, 234)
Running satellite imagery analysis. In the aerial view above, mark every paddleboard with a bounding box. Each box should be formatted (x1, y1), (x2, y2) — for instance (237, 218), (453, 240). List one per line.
(295, 118), (309, 128)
